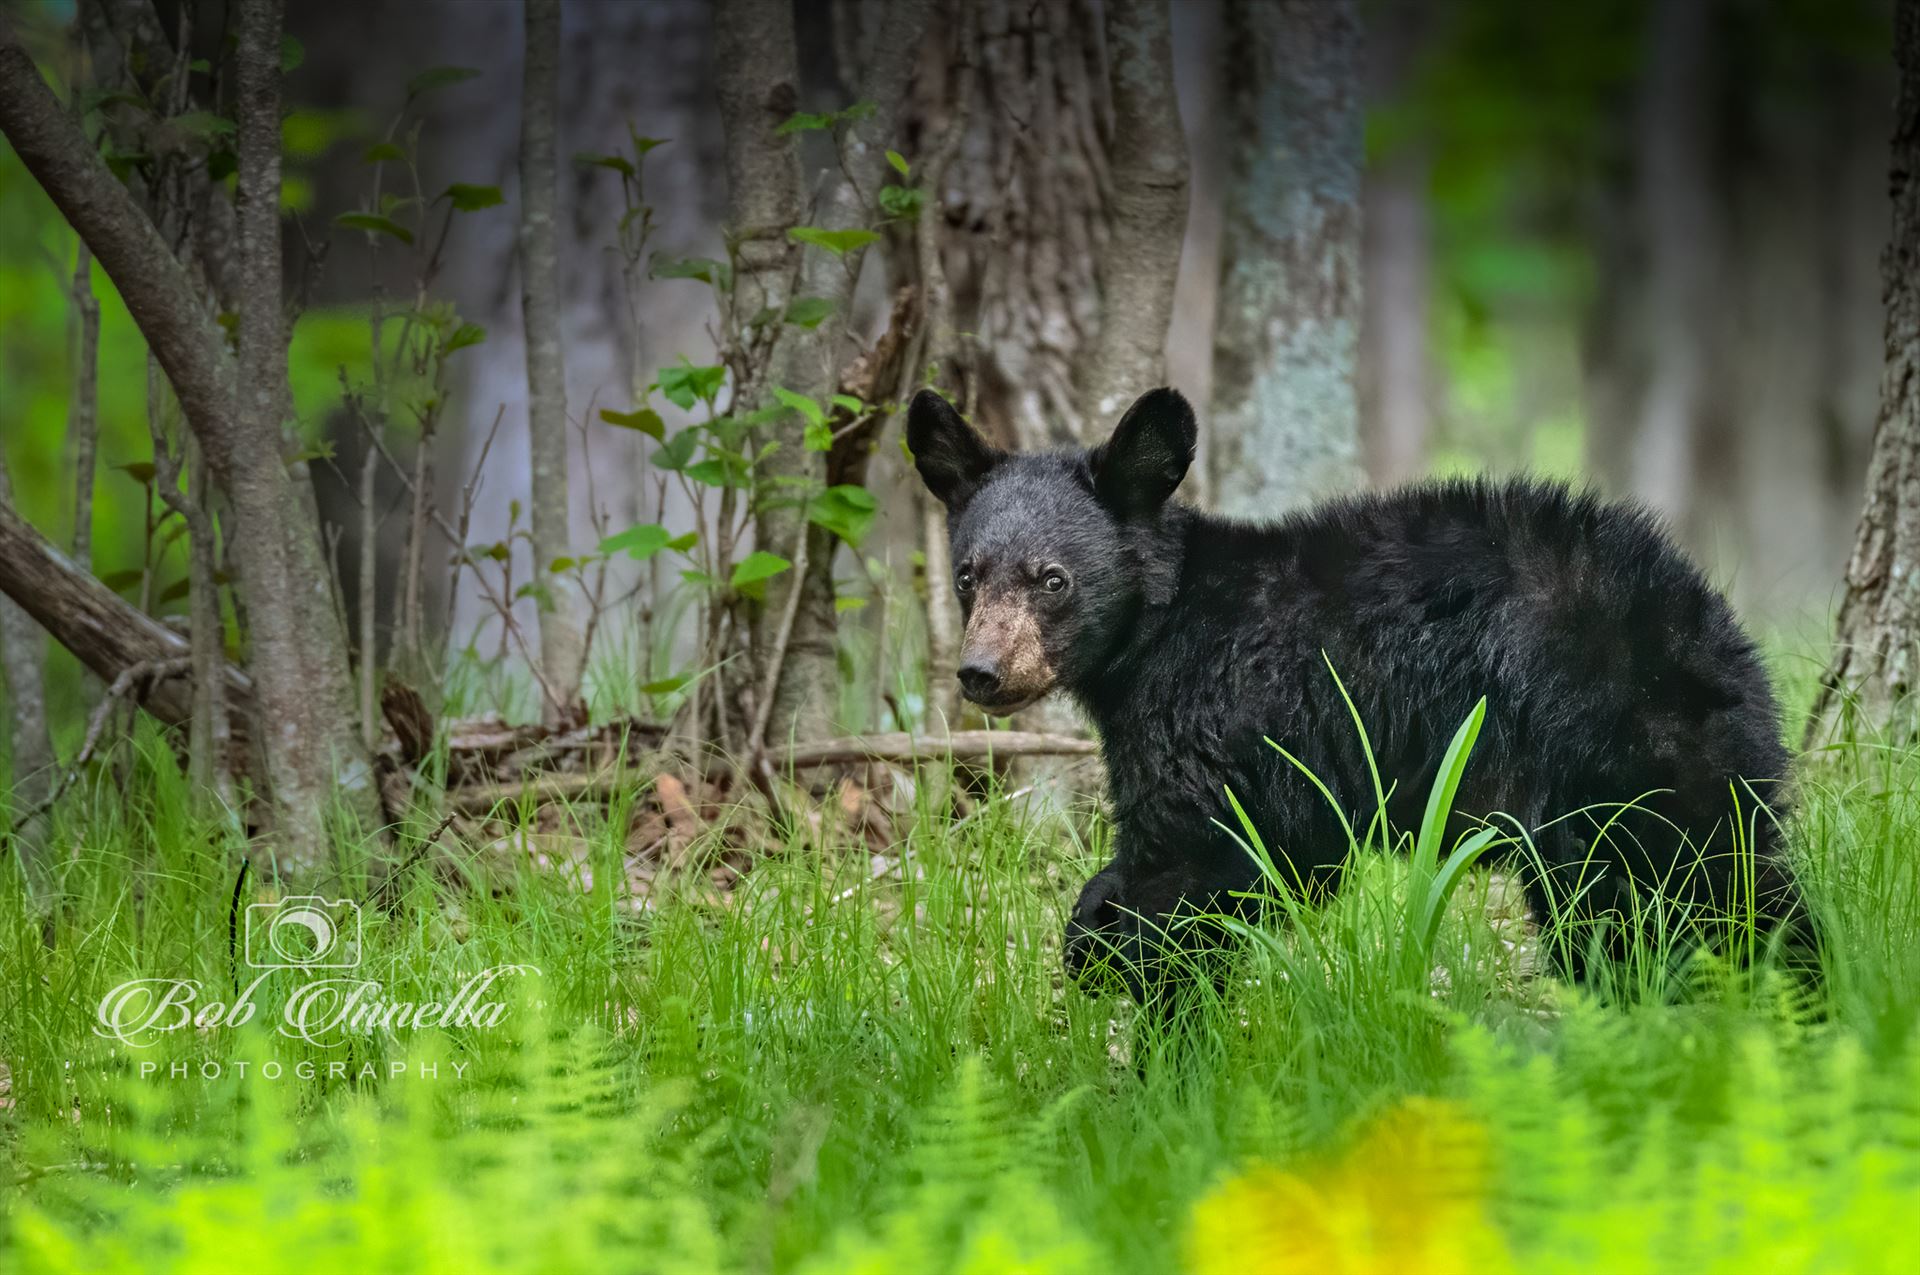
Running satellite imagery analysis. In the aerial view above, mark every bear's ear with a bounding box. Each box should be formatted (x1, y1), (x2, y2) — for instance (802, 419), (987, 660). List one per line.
(1089, 388), (1196, 518)
(908, 389), (1005, 511)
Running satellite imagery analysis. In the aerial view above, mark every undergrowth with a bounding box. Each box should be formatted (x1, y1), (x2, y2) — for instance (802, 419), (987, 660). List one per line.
(2, 699), (1919, 1274)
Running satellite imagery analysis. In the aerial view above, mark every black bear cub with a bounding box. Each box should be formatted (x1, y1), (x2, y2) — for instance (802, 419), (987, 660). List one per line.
(908, 386), (1805, 1003)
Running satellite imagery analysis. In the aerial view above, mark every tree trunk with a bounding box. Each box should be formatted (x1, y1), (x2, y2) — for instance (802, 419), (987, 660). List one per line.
(1210, 0), (1364, 516)
(0, 502), (256, 734)
(1627, 0), (1720, 546)
(519, 0), (584, 724)
(0, 452), (56, 890)
(1808, 0), (1920, 747)
(1359, 0), (1432, 487)
(1076, 0), (1189, 419)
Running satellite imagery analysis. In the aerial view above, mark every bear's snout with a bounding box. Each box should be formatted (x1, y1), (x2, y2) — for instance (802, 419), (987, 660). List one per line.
(958, 592), (1054, 712)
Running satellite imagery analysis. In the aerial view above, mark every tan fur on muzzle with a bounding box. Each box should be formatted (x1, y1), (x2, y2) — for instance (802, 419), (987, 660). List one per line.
(961, 591), (1055, 709)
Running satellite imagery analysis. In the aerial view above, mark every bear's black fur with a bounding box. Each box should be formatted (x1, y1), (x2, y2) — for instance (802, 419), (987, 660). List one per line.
(908, 387), (1804, 1002)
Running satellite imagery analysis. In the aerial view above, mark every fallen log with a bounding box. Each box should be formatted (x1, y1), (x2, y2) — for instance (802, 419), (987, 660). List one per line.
(449, 729), (1100, 814)
(0, 502), (255, 734)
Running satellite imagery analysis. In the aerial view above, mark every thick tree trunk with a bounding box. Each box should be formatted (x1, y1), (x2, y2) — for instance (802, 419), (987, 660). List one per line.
(1210, 0), (1364, 516)
(1808, 0), (1920, 747)
(519, 0), (584, 724)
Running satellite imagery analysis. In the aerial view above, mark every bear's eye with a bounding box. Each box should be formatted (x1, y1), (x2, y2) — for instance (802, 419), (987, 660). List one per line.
(955, 568), (975, 595)
(1042, 570), (1069, 594)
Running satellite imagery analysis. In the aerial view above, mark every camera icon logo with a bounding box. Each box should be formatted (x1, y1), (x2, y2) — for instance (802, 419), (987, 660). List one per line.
(245, 897), (362, 969)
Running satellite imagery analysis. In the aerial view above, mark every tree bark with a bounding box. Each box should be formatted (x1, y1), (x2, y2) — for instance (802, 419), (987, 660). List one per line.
(1210, 0), (1364, 517)
(1808, 0), (1920, 747)
(0, 452), (56, 889)
(1358, 0), (1431, 486)
(1627, 0), (1720, 545)
(0, 502), (255, 734)
(1076, 0), (1189, 420)
(519, 0), (584, 724)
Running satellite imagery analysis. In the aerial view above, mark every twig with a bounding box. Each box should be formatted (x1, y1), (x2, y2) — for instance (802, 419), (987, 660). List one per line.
(23, 657), (192, 823)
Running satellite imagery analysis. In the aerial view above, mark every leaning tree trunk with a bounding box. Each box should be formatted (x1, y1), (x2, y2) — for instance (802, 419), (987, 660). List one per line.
(0, 6), (379, 874)
(519, 0), (585, 724)
(1210, 0), (1364, 516)
(1807, 0), (1920, 748)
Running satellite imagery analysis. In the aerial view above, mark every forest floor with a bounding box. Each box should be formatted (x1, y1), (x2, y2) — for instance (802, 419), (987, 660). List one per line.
(3, 670), (1920, 1274)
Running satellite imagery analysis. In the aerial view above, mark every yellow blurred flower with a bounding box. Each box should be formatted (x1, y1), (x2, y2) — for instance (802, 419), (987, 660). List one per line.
(1185, 1097), (1514, 1275)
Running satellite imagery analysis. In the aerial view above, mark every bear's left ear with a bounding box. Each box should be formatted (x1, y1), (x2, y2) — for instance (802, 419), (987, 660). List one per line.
(908, 389), (1006, 512)
(1089, 388), (1196, 518)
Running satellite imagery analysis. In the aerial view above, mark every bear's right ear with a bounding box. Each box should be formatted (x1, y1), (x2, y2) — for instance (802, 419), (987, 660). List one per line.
(908, 389), (1005, 512)
(1090, 387), (1196, 518)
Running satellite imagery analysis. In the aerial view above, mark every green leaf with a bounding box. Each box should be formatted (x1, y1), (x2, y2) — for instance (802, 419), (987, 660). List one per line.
(600, 524), (672, 560)
(641, 676), (689, 695)
(651, 428), (699, 471)
(886, 149), (910, 177)
(771, 385), (826, 427)
(443, 183), (503, 212)
(651, 254), (731, 289)
(878, 184), (924, 221)
(783, 296), (836, 330)
(99, 569), (144, 593)
(116, 462), (156, 485)
(549, 557), (579, 573)
(680, 569), (720, 590)
(280, 35), (305, 74)
(730, 551), (792, 592)
(627, 128), (669, 155)
(775, 110), (834, 136)
(684, 457), (749, 489)
(362, 141), (406, 164)
(442, 322), (486, 354)
(334, 212), (414, 245)
(787, 226), (881, 257)
(599, 407), (666, 440)
(574, 151), (635, 178)
(804, 420), (834, 451)
(407, 66), (481, 100)
(835, 595), (869, 613)
(830, 394), (863, 413)
(657, 362), (725, 411)
(808, 483), (879, 546)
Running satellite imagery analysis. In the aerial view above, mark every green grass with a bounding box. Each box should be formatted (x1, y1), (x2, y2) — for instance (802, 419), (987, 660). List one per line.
(4, 701), (1920, 1274)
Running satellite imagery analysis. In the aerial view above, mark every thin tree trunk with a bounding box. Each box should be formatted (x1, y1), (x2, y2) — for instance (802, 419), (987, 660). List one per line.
(519, 0), (583, 724)
(1808, 0), (1920, 747)
(1210, 0), (1364, 516)
(1358, 0), (1431, 487)
(1628, 0), (1719, 543)
(70, 241), (99, 568)
(0, 450), (56, 891)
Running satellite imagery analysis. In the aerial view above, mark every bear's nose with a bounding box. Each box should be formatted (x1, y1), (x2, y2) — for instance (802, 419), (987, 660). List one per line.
(957, 658), (1001, 700)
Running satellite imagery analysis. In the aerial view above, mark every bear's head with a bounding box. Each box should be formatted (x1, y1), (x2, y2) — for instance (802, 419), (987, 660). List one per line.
(907, 386), (1196, 714)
